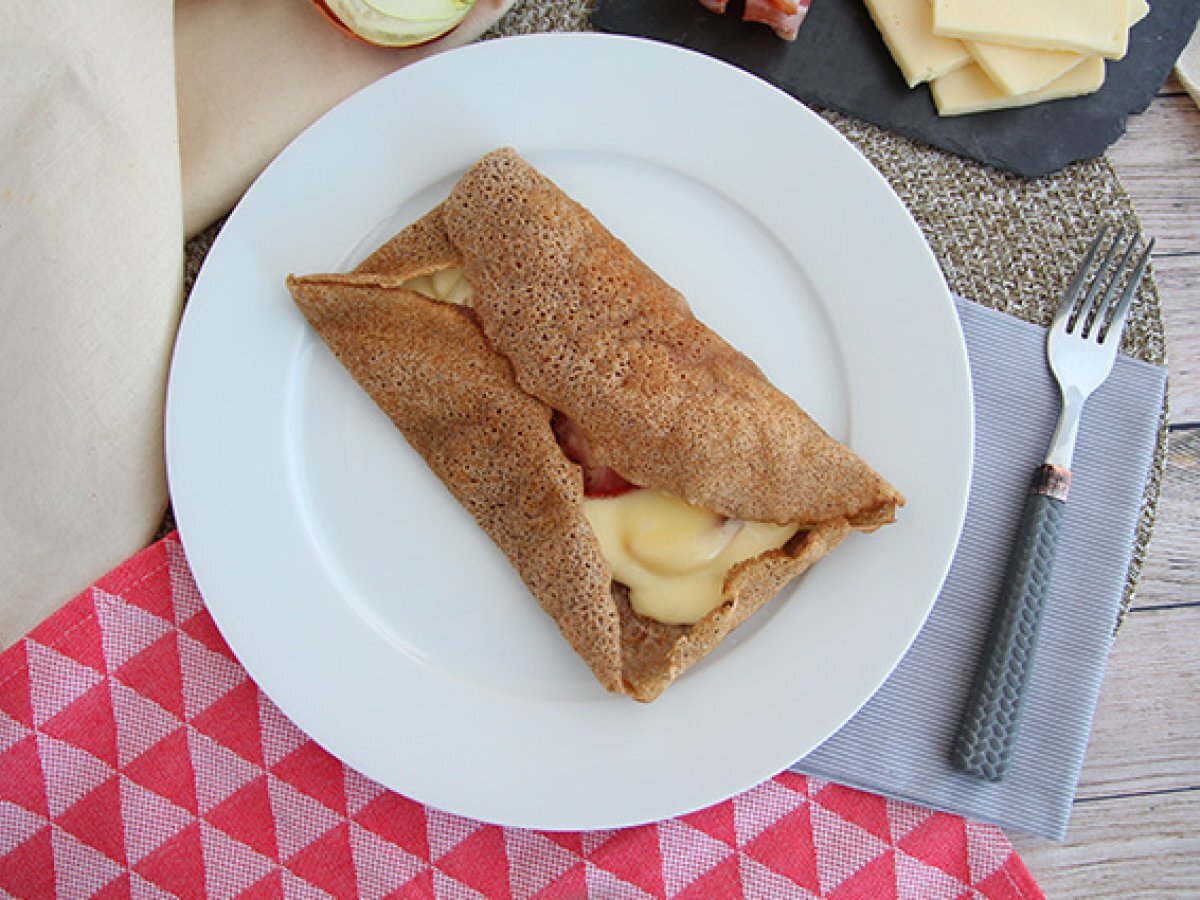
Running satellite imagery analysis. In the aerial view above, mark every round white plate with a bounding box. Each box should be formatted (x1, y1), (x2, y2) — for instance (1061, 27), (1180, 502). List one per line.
(166, 33), (972, 831)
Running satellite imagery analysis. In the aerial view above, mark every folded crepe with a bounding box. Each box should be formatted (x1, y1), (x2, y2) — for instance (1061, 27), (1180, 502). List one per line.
(287, 148), (903, 701)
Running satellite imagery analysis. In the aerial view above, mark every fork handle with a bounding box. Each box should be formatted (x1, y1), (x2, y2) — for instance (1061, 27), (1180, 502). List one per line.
(951, 464), (1071, 782)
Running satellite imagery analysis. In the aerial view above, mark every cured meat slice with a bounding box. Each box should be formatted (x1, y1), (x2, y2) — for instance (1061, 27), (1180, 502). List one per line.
(698, 0), (811, 41)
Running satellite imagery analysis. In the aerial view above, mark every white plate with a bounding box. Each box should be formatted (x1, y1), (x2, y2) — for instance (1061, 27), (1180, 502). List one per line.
(166, 33), (972, 831)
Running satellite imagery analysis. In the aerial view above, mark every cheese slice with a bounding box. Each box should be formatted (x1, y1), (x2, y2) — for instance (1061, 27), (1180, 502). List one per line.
(965, 42), (1087, 96)
(932, 0), (1131, 59)
(931, 56), (1106, 117)
(965, 0), (1151, 95)
(863, 0), (970, 87)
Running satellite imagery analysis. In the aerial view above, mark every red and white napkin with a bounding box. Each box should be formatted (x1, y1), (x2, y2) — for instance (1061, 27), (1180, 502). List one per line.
(0, 534), (1043, 898)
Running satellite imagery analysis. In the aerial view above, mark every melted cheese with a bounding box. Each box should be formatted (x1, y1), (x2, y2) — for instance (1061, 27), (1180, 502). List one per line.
(583, 489), (799, 625)
(401, 267), (473, 305)
(399, 270), (798, 624)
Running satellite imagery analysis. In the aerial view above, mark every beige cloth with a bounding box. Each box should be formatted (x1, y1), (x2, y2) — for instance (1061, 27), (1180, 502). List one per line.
(0, 2), (182, 648)
(178, 0), (515, 237)
(0, 0), (512, 647)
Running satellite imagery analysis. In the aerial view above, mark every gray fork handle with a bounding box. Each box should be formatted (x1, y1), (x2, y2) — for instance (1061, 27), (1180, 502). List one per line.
(951, 464), (1070, 782)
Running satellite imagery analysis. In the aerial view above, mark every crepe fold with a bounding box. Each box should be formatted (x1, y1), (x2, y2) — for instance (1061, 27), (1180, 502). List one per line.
(287, 148), (903, 701)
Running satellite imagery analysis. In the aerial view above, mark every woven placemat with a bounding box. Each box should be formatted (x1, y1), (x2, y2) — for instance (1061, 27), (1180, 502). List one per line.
(806, 113), (1169, 629)
(179, 0), (1168, 623)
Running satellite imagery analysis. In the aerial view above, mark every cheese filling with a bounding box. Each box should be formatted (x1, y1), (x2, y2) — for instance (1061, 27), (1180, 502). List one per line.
(402, 267), (473, 305)
(399, 273), (798, 625)
(583, 489), (800, 625)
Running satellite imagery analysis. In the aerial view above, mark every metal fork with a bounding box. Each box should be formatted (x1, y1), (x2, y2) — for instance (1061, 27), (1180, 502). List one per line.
(951, 226), (1155, 783)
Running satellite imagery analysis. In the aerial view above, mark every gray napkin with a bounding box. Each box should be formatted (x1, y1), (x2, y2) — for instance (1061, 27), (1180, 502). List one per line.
(791, 297), (1167, 840)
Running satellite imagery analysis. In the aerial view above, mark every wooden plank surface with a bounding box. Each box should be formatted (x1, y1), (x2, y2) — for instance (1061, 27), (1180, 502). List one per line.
(1105, 92), (1200, 259)
(1132, 428), (1200, 610)
(1013, 790), (1200, 898)
(1108, 81), (1200, 424)
(1010, 76), (1200, 898)
(1076, 601), (1200, 800)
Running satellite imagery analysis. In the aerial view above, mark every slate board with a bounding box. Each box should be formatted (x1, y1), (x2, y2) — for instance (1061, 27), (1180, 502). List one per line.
(591, 0), (1200, 177)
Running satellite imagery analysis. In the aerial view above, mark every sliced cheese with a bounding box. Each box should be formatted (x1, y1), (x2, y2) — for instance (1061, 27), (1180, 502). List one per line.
(965, 42), (1087, 96)
(1128, 0), (1153, 28)
(930, 56), (1106, 117)
(964, 0), (1151, 96)
(931, 0), (1131, 59)
(863, 0), (970, 87)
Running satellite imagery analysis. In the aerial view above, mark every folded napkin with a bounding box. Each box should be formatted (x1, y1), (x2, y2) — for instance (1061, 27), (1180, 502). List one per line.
(0, 535), (1041, 898)
(793, 297), (1166, 840)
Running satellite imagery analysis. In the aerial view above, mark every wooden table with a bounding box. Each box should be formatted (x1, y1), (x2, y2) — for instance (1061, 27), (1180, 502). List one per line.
(1008, 74), (1200, 897)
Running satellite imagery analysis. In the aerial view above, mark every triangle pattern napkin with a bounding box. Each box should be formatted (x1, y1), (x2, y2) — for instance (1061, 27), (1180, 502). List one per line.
(0, 534), (1042, 899)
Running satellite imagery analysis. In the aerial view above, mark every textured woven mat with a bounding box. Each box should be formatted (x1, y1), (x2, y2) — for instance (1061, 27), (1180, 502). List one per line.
(181, 0), (1167, 622)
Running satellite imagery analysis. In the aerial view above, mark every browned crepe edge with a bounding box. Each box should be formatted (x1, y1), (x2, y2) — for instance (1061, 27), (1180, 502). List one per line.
(289, 149), (903, 699)
(287, 273), (859, 700)
(357, 205), (461, 275)
(286, 276), (625, 693)
(433, 149), (904, 528)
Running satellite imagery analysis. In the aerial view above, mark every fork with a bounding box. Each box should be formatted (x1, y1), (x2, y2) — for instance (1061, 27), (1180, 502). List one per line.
(951, 226), (1155, 783)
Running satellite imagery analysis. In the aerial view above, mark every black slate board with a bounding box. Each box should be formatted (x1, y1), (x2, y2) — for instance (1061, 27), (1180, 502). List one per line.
(591, 0), (1200, 176)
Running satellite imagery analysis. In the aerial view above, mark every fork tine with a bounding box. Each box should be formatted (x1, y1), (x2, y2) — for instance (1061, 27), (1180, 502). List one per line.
(1054, 226), (1109, 327)
(1099, 236), (1155, 345)
(1084, 233), (1138, 339)
(1073, 227), (1126, 333)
